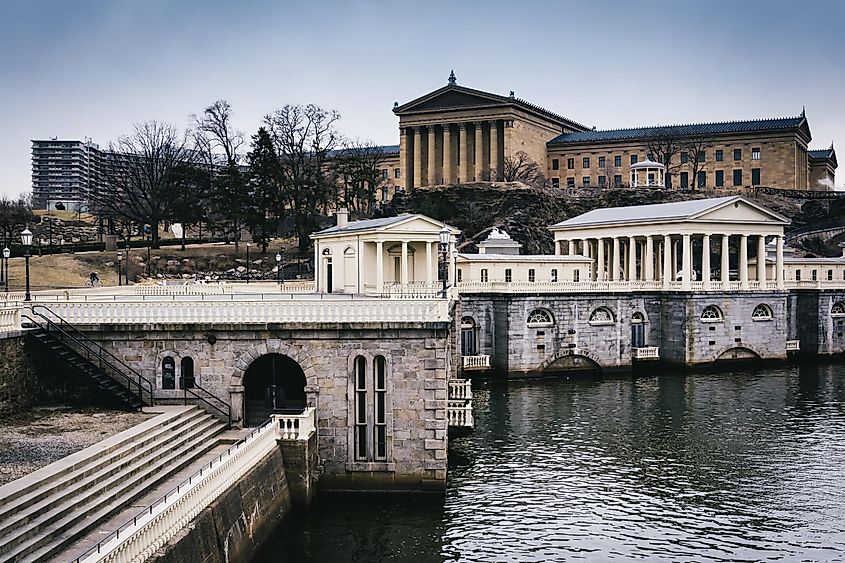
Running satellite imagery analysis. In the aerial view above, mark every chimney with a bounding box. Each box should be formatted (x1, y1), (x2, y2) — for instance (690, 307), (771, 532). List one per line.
(336, 208), (348, 229)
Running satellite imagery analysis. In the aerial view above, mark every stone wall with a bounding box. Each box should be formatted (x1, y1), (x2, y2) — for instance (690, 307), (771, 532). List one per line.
(0, 334), (33, 418)
(150, 447), (292, 563)
(794, 290), (845, 356)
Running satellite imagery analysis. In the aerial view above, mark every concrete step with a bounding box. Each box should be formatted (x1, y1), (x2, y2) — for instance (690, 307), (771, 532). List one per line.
(0, 408), (227, 562)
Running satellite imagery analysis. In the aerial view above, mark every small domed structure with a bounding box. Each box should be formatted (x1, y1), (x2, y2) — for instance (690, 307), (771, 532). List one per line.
(630, 159), (665, 188)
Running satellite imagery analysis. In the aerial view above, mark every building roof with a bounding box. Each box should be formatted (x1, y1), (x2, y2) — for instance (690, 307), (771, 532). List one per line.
(550, 196), (789, 229)
(458, 253), (590, 262)
(809, 146), (837, 167)
(326, 145), (399, 158)
(312, 213), (460, 238)
(548, 116), (808, 145)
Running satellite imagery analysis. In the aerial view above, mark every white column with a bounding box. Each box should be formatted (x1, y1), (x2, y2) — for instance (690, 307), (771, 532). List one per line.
(776, 235), (785, 289)
(568, 240), (575, 255)
(739, 234), (749, 289)
(645, 236), (654, 282)
(398, 128), (408, 190)
(489, 120), (500, 181)
(597, 238), (605, 281)
(427, 126), (437, 185)
(757, 235), (767, 284)
(459, 123), (469, 183)
(663, 235), (672, 289)
(611, 237), (620, 281)
(314, 242), (321, 292)
(627, 237), (636, 281)
(443, 125), (453, 184)
(721, 234), (730, 285)
(682, 233), (692, 290)
(413, 127), (422, 189)
(702, 234), (711, 290)
(401, 240), (409, 285)
(376, 240), (384, 292)
(474, 122), (484, 181)
(426, 241), (433, 284)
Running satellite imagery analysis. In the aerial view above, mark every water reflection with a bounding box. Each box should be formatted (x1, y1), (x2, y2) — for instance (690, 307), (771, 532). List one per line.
(258, 364), (845, 562)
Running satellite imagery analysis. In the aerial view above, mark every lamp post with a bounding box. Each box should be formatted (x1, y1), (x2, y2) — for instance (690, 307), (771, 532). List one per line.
(2, 246), (10, 292)
(117, 251), (123, 286)
(21, 228), (32, 301)
(125, 244), (130, 285)
(452, 249), (459, 289)
(438, 226), (450, 297)
(275, 251), (283, 286)
(246, 243), (251, 283)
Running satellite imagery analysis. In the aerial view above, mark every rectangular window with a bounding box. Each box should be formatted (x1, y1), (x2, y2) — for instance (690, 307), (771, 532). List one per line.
(598, 175), (606, 186)
(551, 268), (558, 282)
(733, 169), (743, 186)
(552, 158), (559, 170)
(812, 269), (818, 281)
(614, 174), (622, 186)
(457, 268), (462, 282)
(381, 169), (388, 179)
(715, 150), (724, 162)
(567, 177), (575, 188)
(630, 154), (638, 165)
(552, 177), (560, 188)
(582, 176), (590, 186)
(715, 170), (724, 187)
(528, 268), (535, 282)
(354, 356), (367, 461)
(828, 269), (834, 281)
(567, 158), (574, 169)
(598, 156), (606, 168)
(680, 172), (689, 189)
(796, 270), (801, 281)
(505, 268), (512, 283)
(394, 168), (400, 178)
(751, 168), (761, 185)
(614, 155), (622, 167)
(374, 357), (387, 460)
(481, 268), (488, 283)
(752, 147), (760, 160)
(573, 269), (580, 282)
(697, 151), (705, 163)
(681, 152), (689, 164)
(697, 171), (706, 188)
(583, 157), (590, 168)
(734, 148), (742, 160)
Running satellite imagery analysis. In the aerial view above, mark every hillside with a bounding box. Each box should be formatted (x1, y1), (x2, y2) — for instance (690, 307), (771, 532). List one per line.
(391, 183), (843, 255)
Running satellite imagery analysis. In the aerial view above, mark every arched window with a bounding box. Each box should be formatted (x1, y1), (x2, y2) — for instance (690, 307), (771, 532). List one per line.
(751, 304), (773, 321)
(588, 307), (615, 326)
(832, 301), (845, 317)
(161, 357), (175, 390)
(354, 356), (367, 460)
(527, 308), (554, 327)
(631, 312), (646, 324)
(374, 356), (387, 461)
(461, 316), (477, 356)
(180, 357), (195, 389)
(701, 305), (724, 323)
(352, 354), (390, 462)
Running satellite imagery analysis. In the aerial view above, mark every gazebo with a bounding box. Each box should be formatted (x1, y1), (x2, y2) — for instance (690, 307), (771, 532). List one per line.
(630, 159), (665, 188)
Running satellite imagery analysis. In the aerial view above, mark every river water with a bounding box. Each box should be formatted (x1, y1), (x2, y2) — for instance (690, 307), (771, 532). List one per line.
(257, 365), (845, 562)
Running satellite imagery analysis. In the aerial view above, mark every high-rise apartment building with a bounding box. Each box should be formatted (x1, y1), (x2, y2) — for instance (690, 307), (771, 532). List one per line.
(31, 138), (104, 211)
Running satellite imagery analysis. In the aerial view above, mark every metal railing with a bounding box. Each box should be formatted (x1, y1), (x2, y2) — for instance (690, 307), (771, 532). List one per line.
(181, 384), (232, 429)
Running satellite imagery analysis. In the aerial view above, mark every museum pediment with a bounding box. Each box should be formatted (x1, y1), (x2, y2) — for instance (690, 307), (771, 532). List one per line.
(393, 85), (509, 115)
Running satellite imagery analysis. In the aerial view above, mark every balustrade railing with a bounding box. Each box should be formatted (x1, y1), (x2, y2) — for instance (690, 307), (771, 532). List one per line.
(277, 407), (316, 440)
(786, 340), (800, 351)
(632, 346), (660, 360)
(461, 355), (491, 370)
(0, 307), (21, 333)
(448, 379), (473, 401)
(447, 401), (474, 428)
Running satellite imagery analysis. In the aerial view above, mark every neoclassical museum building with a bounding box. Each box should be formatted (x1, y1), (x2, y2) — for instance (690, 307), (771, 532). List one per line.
(371, 72), (837, 197)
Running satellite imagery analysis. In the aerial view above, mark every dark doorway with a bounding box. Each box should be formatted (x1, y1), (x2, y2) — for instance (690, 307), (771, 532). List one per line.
(326, 262), (333, 293)
(461, 317), (477, 356)
(180, 357), (195, 389)
(243, 354), (307, 427)
(631, 312), (645, 348)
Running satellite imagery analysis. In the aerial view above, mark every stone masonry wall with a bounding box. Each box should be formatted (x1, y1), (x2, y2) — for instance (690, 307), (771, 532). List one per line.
(0, 334), (34, 418)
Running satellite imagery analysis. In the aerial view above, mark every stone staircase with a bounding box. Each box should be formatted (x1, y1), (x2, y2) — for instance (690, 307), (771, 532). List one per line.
(0, 406), (227, 563)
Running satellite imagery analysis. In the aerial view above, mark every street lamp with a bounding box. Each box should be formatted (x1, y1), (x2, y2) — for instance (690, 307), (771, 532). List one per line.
(275, 251), (283, 286)
(21, 227), (32, 301)
(438, 226), (450, 297)
(2, 246), (9, 292)
(246, 243), (251, 283)
(125, 244), (130, 285)
(452, 249), (459, 289)
(117, 251), (123, 286)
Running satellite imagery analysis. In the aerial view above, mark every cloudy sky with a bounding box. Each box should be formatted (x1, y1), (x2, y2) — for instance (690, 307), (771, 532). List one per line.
(2, 0), (844, 197)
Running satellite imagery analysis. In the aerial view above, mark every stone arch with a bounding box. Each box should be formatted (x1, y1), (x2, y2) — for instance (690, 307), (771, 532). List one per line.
(156, 350), (183, 391)
(540, 349), (603, 373)
(714, 345), (763, 362)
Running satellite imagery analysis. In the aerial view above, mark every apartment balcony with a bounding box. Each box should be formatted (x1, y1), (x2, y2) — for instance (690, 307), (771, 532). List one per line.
(632, 346), (660, 360)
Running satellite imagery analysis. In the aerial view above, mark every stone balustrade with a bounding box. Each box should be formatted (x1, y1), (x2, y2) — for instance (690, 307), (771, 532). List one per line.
(447, 401), (474, 428)
(786, 340), (800, 351)
(457, 279), (796, 293)
(0, 307), (21, 333)
(448, 379), (473, 401)
(461, 355), (491, 370)
(277, 407), (317, 440)
(632, 346), (660, 360)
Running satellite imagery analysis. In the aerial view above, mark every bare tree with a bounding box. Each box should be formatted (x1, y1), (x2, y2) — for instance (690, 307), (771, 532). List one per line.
(0, 193), (36, 247)
(332, 139), (389, 216)
(265, 104), (341, 251)
(683, 136), (713, 191)
(94, 121), (201, 247)
(191, 100), (244, 166)
(502, 151), (546, 187)
(644, 127), (684, 188)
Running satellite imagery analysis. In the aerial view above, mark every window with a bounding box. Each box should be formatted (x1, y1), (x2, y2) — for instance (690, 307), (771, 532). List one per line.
(567, 158), (574, 169)
(733, 169), (743, 186)
(374, 356), (387, 461)
(680, 172), (689, 189)
(715, 170), (724, 187)
(598, 156), (606, 168)
(567, 177), (575, 188)
(734, 148), (742, 160)
(828, 269), (834, 281)
(527, 308), (554, 327)
(681, 152), (689, 164)
(394, 168), (400, 179)
(381, 169), (388, 179)
(796, 270), (801, 281)
(505, 268), (512, 282)
(646, 152), (654, 161)
(550, 268), (558, 282)
(832, 301), (845, 317)
(614, 175), (622, 186)
(588, 307), (615, 326)
(701, 305), (724, 323)
(528, 268), (536, 282)
(552, 178), (560, 188)
(180, 357), (195, 389)
(481, 268), (488, 283)
(812, 269), (818, 281)
(598, 175), (606, 187)
(614, 155), (622, 167)
(697, 151), (705, 163)
(752, 147), (760, 160)
(697, 171), (706, 188)
(354, 356), (367, 460)
(457, 268), (462, 282)
(751, 304), (773, 321)
(552, 158), (559, 170)
(583, 157), (590, 169)
(582, 176), (590, 186)
(162, 357), (175, 390)
(715, 150), (724, 162)
(630, 154), (638, 165)
(573, 269), (580, 282)
(752, 168), (761, 185)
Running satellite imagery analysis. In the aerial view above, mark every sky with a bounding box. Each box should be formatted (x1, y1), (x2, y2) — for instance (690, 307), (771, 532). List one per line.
(2, 0), (844, 197)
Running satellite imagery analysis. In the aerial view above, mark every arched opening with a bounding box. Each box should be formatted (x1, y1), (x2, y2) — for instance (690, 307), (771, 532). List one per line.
(544, 353), (601, 373)
(243, 354), (307, 427)
(180, 357), (195, 389)
(461, 316), (477, 356)
(716, 347), (761, 362)
(631, 312), (646, 348)
(162, 357), (175, 390)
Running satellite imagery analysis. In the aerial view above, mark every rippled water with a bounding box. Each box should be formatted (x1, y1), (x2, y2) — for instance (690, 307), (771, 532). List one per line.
(257, 365), (845, 562)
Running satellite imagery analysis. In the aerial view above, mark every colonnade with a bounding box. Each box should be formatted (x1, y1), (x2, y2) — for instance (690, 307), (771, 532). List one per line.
(400, 120), (505, 188)
(372, 240), (452, 290)
(556, 233), (785, 290)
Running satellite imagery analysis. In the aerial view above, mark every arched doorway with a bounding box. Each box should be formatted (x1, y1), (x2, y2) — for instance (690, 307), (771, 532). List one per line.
(461, 316), (477, 356)
(631, 312), (646, 348)
(243, 354), (307, 427)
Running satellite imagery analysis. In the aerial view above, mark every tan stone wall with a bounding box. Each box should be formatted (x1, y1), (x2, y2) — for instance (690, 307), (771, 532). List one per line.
(809, 161), (836, 191)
